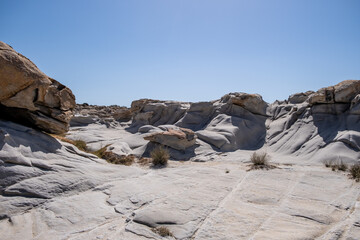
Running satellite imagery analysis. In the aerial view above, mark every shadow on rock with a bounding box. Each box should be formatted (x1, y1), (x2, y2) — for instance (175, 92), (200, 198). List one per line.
(141, 142), (197, 161)
(313, 112), (360, 151)
(0, 120), (62, 153)
(196, 113), (267, 152)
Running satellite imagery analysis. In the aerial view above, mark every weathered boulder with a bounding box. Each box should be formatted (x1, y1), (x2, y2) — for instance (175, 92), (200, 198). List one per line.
(334, 80), (360, 103)
(144, 127), (196, 151)
(0, 42), (75, 134)
(130, 99), (189, 127)
(288, 91), (314, 104)
(308, 87), (335, 105)
(308, 80), (360, 105)
(220, 92), (268, 116)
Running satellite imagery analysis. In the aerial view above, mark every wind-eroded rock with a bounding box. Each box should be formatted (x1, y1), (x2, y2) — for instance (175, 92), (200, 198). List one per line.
(131, 99), (189, 127)
(0, 41), (75, 134)
(308, 80), (360, 105)
(144, 127), (196, 151)
(220, 92), (268, 116)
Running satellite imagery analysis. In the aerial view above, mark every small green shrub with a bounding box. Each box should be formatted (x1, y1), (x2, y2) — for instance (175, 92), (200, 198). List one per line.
(152, 226), (173, 237)
(151, 146), (169, 166)
(350, 164), (360, 182)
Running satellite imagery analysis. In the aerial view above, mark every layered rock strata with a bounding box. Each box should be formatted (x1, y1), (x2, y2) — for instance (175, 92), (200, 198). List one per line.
(0, 41), (75, 134)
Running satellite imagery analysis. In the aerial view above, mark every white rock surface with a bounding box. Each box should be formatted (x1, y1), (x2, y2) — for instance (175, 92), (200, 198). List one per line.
(2, 80), (360, 240)
(1, 125), (359, 240)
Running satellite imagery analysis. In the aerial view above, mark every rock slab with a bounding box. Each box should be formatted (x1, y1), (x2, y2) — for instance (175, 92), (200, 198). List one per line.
(144, 126), (197, 151)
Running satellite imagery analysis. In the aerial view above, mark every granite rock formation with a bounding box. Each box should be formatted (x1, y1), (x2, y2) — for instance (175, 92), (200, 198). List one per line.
(1, 45), (360, 240)
(0, 41), (75, 134)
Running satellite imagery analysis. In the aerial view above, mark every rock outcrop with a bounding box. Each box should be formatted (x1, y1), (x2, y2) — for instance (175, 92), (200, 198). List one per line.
(2, 78), (360, 240)
(71, 103), (132, 127)
(68, 80), (360, 161)
(0, 41), (75, 134)
(130, 99), (189, 127)
(307, 80), (360, 106)
(144, 126), (197, 151)
(220, 92), (268, 116)
(266, 80), (360, 163)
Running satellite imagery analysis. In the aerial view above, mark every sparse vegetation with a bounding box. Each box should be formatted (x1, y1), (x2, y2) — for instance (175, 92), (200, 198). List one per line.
(73, 140), (87, 152)
(138, 157), (152, 166)
(103, 153), (135, 166)
(324, 159), (348, 172)
(152, 226), (173, 237)
(250, 152), (269, 166)
(151, 146), (170, 166)
(350, 164), (360, 182)
(324, 159), (332, 168)
(338, 162), (348, 171)
(92, 145), (109, 158)
(91, 145), (134, 166)
(51, 134), (88, 152)
(324, 159), (360, 182)
(51, 134), (135, 166)
(247, 151), (275, 171)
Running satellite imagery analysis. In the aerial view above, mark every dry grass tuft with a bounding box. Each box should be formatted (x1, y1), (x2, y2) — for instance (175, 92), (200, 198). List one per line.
(151, 146), (170, 166)
(324, 159), (348, 172)
(51, 134), (134, 166)
(103, 153), (135, 166)
(91, 145), (110, 158)
(50, 134), (88, 152)
(152, 226), (173, 237)
(137, 157), (152, 166)
(91, 145), (134, 166)
(248, 152), (274, 171)
(251, 152), (269, 166)
(73, 140), (87, 152)
(350, 164), (360, 182)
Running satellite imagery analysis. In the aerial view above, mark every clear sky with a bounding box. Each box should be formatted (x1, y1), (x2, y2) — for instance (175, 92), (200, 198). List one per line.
(1, 0), (359, 106)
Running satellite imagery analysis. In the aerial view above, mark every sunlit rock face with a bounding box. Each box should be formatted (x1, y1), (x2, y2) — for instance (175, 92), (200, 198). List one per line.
(1, 73), (360, 239)
(0, 41), (75, 134)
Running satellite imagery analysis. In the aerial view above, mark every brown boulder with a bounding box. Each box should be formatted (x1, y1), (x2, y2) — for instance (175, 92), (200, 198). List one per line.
(308, 80), (360, 105)
(308, 87), (335, 105)
(334, 80), (360, 103)
(0, 42), (75, 134)
(144, 127), (196, 151)
(288, 91), (314, 104)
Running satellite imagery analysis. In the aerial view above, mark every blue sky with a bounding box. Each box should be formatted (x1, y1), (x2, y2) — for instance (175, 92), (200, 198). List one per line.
(1, 0), (359, 106)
